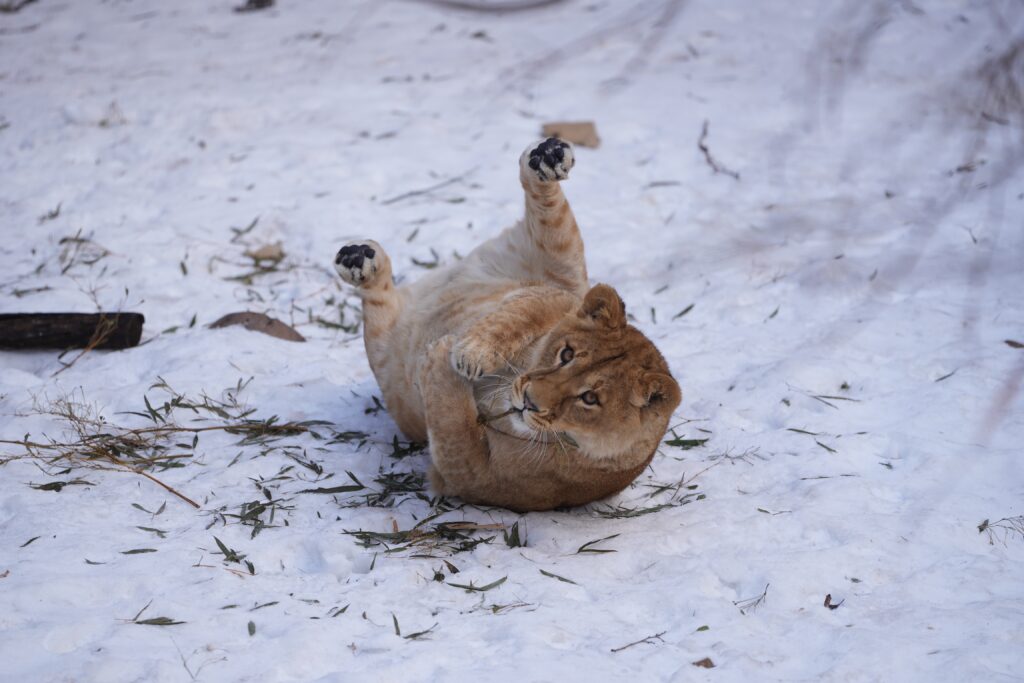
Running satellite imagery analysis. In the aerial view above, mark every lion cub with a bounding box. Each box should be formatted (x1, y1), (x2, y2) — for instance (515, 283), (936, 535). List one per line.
(335, 138), (681, 511)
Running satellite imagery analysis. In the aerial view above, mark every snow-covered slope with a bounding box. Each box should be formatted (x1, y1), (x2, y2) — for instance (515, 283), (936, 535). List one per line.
(1, 1), (1022, 681)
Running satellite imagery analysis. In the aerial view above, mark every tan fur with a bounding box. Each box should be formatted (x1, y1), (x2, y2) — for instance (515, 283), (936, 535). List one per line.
(335, 139), (681, 511)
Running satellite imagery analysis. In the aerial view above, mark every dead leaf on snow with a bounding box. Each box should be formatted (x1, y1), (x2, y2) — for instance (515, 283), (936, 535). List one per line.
(542, 121), (600, 148)
(824, 593), (844, 610)
(245, 243), (285, 262)
(210, 312), (305, 342)
(692, 657), (715, 668)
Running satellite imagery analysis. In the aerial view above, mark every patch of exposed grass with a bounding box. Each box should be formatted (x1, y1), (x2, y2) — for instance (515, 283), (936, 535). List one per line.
(0, 380), (345, 510)
(344, 520), (504, 558)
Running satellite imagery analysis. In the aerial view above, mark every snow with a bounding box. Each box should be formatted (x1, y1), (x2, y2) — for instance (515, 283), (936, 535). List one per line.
(1, 0), (1023, 681)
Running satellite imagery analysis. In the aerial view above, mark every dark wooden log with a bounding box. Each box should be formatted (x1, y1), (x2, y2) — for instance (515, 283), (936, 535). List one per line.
(0, 313), (145, 350)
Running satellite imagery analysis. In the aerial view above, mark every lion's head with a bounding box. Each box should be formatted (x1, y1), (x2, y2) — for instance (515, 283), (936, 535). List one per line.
(507, 284), (682, 463)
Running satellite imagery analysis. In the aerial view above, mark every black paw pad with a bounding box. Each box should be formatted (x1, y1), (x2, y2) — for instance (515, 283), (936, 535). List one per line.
(528, 137), (568, 174)
(335, 244), (376, 269)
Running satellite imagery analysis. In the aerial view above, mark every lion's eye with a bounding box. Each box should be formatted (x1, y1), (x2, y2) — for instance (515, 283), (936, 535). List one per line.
(580, 390), (599, 406)
(559, 346), (575, 364)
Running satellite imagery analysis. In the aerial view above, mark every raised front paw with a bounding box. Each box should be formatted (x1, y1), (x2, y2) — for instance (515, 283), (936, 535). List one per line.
(450, 336), (504, 381)
(521, 137), (575, 182)
(334, 241), (380, 286)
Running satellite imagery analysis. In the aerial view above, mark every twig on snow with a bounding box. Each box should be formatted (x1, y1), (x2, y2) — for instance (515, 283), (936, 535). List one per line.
(733, 583), (769, 614)
(698, 120), (740, 180)
(610, 630), (668, 653)
(380, 169), (476, 206)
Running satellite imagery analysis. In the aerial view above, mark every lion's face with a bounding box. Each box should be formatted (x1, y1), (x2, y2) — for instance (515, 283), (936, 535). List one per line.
(508, 284), (682, 460)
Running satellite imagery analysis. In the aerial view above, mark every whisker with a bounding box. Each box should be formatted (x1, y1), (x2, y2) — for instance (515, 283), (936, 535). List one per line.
(526, 431), (547, 470)
(493, 350), (520, 375)
(476, 377), (515, 414)
(479, 384), (508, 408)
(550, 429), (570, 458)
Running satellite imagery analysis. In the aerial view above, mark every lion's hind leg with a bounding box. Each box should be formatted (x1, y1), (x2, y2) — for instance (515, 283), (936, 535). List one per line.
(419, 336), (493, 492)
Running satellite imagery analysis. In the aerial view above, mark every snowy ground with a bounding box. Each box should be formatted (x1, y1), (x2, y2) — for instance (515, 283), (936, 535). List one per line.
(2, 0), (1023, 681)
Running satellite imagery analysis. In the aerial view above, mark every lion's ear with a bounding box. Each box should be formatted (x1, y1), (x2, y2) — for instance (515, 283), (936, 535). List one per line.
(579, 284), (626, 328)
(632, 372), (682, 414)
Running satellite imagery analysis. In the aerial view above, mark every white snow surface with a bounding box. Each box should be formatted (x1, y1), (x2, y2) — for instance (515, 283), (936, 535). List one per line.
(2, 1), (1023, 681)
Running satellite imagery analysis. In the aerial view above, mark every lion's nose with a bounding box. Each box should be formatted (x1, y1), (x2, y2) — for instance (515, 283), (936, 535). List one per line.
(522, 389), (540, 412)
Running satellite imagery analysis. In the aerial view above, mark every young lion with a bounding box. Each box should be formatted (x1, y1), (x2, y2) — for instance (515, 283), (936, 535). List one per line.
(334, 138), (681, 511)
